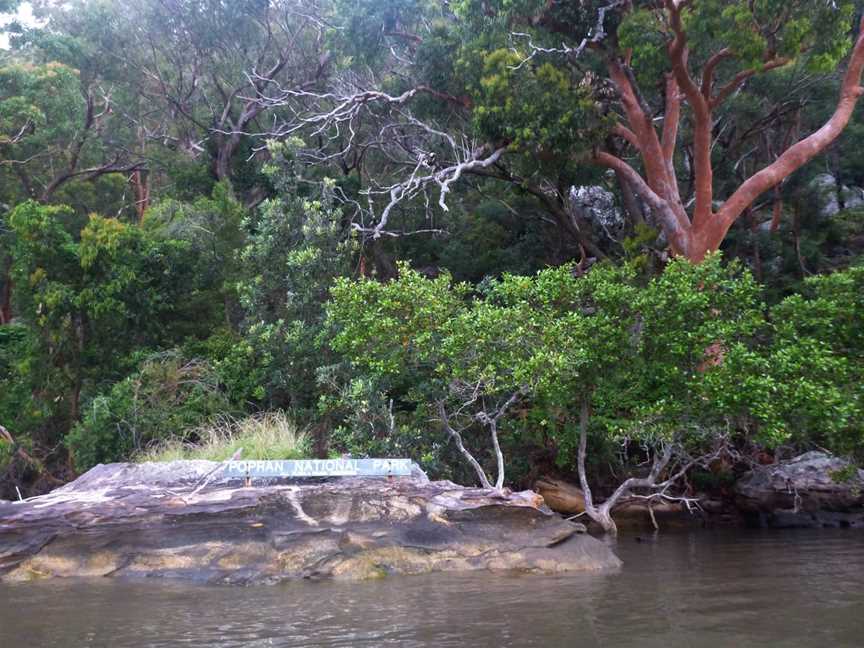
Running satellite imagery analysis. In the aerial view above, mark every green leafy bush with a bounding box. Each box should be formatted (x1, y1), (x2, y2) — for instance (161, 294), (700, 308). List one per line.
(66, 353), (233, 471)
(235, 141), (356, 410)
(756, 265), (864, 454)
(0, 437), (13, 475)
(326, 255), (768, 486)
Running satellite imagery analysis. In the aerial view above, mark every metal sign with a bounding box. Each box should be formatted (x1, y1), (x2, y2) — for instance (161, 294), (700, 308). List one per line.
(223, 458), (414, 479)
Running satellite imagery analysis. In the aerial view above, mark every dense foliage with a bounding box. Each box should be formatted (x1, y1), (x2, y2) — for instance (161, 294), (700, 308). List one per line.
(1, 1), (863, 511)
(327, 255), (855, 487)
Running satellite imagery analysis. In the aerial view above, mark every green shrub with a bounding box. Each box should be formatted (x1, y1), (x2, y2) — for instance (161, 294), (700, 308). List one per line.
(0, 324), (40, 437)
(66, 353), (233, 471)
(0, 437), (13, 474)
(183, 328), (269, 406)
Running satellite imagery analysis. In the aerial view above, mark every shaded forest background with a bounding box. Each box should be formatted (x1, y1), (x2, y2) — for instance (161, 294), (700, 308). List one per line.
(1, 0), (863, 511)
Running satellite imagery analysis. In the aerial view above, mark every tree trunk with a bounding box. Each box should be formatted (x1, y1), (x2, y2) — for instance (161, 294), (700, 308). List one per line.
(369, 240), (398, 280)
(592, 507), (618, 535)
(489, 422), (505, 490)
(575, 396), (619, 534)
(215, 135), (241, 184)
(0, 260), (11, 325)
(437, 401), (493, 489)
(594, 12), (864, 264)
(132, 169), (150, 223)
(615, 171), (646, 228)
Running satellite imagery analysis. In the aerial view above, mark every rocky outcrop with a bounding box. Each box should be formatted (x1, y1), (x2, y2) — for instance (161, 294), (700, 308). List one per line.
(735, 452), (864, 528)
(0, 462), (621, 584)
(569, 185), (624, 232)
(807, 173), (864, 219)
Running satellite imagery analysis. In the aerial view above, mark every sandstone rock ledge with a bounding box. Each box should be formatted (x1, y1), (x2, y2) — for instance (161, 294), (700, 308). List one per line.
(735, 451), (864, 528)
(0, 462), (621, 584)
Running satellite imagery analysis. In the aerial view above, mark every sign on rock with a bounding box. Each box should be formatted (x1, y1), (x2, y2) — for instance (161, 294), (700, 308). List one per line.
(224, 458), (413, 479)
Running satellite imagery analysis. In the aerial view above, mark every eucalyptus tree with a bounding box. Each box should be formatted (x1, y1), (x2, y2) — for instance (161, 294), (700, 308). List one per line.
(566, 0), (864, 262)
(267, 0), (864, 264)
(250, 0), (610, 260)
(1, 35), (146, 323)
(23, 0), (333, 204)
(0, 58), (143, 206)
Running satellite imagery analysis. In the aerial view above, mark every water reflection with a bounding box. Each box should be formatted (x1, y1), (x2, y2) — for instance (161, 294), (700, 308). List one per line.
(1, 529), (863, 647)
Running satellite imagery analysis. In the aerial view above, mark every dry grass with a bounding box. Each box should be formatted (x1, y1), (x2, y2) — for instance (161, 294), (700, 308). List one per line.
(136, 411), (310, 463)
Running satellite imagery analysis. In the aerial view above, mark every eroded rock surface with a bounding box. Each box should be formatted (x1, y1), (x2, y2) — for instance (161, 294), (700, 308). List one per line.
(0, 462), (620, 584)
(735, 452), (864, 528)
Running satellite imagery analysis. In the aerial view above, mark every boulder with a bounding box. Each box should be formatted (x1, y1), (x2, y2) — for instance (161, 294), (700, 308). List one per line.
(810, 173), (842, 218)
(735, 451), (864, 528)
(843, 185), (864, 211)
(807, 173), (864, 219)
(0, 462), (621, 584)
(569, 185), (624, 232)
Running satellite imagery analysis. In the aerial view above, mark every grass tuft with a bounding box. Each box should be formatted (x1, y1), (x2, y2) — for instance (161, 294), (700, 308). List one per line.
(136, 411), (310, 463)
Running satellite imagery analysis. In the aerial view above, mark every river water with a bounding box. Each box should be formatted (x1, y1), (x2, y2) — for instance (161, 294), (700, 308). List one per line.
(1, 529), (862, 647)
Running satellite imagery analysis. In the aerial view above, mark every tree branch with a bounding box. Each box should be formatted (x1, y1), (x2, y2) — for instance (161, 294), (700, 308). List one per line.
(613, 123), (641, 150)
(701, 48), (732, 98)
(665, 0), (713, 229)
(715, 17), (864, 255)
(710, 58), (790, 109)
(437, 400), (493, 489)
(591, 151), (690, 255)
(475, 389), (523, 489)
(661, 74), (681, 170)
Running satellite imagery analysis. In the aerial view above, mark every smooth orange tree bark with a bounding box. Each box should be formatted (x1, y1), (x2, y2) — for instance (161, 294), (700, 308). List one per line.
(591, 5), (864, 263)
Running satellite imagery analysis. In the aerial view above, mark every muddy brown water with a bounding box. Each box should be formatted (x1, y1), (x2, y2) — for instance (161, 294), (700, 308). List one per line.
(1, 529), (863, 647)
